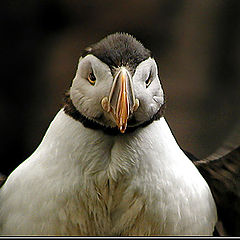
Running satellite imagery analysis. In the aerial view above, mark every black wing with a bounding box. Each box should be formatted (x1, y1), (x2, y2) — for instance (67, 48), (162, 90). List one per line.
(191, 146), (240, 236)
(0, 173), (6, 188)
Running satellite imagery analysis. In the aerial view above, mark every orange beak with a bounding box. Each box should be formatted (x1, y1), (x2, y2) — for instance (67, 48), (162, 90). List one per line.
(107, 67), (137, 133)
(115, 71), (129, 133)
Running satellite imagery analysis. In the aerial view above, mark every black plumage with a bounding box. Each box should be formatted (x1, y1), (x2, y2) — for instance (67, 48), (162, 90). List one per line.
(0, 174), (5, 188)
(82, 32), (152, 73)
(63, 91), (166, 136)
(194, 146), (240, 236)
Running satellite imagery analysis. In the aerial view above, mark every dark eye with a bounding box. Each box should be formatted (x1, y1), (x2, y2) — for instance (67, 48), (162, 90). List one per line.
(145, 71), (153, 88)
(87, 72), (96, 85)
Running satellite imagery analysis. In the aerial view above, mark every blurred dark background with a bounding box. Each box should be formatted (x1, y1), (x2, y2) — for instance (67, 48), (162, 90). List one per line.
(1, 0), (240, 176)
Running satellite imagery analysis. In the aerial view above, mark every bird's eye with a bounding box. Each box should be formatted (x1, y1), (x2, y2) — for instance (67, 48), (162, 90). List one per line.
(145, 72), (153, 88)
(87, 72), (96, 85)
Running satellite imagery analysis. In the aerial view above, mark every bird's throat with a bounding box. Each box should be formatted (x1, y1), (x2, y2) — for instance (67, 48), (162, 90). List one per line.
(64, 92), (166, 136)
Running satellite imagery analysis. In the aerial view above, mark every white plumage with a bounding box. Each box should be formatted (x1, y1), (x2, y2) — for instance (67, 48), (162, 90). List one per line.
(0, 33), (217, 236)
(0, 110), (217, 235)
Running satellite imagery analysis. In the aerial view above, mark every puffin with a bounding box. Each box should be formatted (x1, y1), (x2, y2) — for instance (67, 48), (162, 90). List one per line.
(0, 32), (239, 236)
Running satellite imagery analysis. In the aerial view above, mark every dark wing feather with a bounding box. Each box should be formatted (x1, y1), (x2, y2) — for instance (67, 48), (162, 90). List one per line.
(193, 146), (240, 236)
(0, 173), (6, 188)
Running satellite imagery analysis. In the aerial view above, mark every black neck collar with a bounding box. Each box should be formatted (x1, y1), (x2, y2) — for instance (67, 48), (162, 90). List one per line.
(63, 92), (166, 136)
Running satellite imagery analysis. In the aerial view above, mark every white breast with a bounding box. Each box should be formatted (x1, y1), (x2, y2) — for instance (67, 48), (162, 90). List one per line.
(0, 109), (217, 235)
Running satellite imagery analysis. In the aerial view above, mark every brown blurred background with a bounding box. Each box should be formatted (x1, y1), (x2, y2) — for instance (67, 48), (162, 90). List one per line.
(1, 0), (240, 176)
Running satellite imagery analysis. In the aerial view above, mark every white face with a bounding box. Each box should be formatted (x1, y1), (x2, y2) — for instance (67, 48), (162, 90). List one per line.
(132, 58), (164, 125)
(70, 54), (164, 129)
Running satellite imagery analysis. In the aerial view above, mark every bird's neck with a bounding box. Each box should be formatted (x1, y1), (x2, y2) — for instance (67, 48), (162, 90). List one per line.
(63, 92), (166, 136)
(36, 108), (186, 181)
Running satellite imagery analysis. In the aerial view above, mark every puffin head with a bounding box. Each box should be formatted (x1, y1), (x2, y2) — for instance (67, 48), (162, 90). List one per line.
(65, 33), (165, 134)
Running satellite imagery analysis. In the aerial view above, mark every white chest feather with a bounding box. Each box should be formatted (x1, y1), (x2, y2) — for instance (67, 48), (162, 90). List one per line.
(0, 110), (217, 236)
